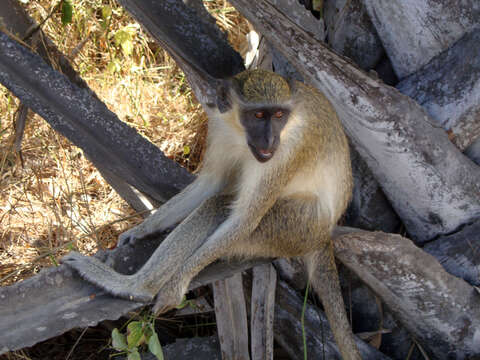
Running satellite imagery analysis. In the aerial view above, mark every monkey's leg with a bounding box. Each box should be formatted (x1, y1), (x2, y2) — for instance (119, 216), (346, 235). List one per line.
(155, 198), (361, 359)
(62, 195), (230, 302)
(119, 175), (225, 246)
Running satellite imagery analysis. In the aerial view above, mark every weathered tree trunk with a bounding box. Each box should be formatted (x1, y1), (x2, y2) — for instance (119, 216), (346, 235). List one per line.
(212, 274), (250, 360)
(397, 28), (480, 152)
(334, 228), (480, 359)
(324, 0), (384, 70)
(363, 0), (480, 78)
(0, 31), (193, 204)
(423, 219), (480, 286)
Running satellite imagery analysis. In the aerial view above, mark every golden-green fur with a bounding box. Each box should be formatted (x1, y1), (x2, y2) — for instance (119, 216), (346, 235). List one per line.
(62, 70), (360, 360)
(233, 69), (291, 104)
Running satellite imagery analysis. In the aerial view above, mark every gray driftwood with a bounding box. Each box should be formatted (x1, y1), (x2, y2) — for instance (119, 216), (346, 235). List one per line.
(273, 280), (390, 359)
(397, 28), (480, 152)
(424, 219), (480, 286)
(0, 31), (193, 205)
(335, 229), (480, 359)
(212, 274), (250, 360)
(363, 0), (480, 78)
(251, 264), (277, 360)
(324, 0), (384, 70)
(229, 0), (480, 243)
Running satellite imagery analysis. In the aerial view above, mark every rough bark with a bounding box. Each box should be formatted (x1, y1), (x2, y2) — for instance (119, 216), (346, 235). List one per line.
(397, 28), (480, 151)
(115, 0), (244, 110)
(324, 0), (384, 70)
(424, 219), (480, 286)
(335, 230), (480, 359)
(273, 280), (391, 359)
(269, 0), (325, 41)
(345, 147), (401, 233)
(363, 0), (480, 78)
(117, 0), (243, 81)
(229, 0), (480, 243)
(212, 274), (250, 360)
(0, 32), (193, 205)
(251, 264), (277, 360)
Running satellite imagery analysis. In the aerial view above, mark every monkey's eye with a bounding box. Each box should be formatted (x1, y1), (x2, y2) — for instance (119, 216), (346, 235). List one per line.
(255, 111), (264, 119)
(274, 110), (284, 118)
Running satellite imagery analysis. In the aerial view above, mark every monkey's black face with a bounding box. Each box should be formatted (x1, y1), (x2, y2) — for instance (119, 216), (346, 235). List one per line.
(240, 107), (290, 163)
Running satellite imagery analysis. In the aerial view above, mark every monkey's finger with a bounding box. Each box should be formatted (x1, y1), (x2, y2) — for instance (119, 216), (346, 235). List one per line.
(117, 230), (138, 247)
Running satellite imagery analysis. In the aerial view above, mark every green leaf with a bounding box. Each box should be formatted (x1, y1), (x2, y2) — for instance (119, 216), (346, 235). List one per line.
(61, 0), (73, 25)
(101, 5), (112, 20)
(49, 254), (59, 266)
(111, 328), (128, 351)
(183, 145), (190, 156)
(148, 332), (164, 360)
(127, 321), (145, 348)
(107, 59), (121, 73)
(121, 39), (134, 56)
(128, 349), (141, 360)
(114, 26), (136, 56)
(175, 295), (188, 310)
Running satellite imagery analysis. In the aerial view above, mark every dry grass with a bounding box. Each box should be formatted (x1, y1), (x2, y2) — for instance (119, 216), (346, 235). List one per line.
(0, 0), (248, 290)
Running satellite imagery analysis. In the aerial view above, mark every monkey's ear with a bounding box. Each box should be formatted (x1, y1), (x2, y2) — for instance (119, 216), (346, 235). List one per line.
(216, 79), (232, 113)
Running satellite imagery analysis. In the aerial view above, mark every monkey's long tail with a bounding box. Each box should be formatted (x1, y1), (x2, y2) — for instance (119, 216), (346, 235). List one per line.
(304, 242), (362, 360)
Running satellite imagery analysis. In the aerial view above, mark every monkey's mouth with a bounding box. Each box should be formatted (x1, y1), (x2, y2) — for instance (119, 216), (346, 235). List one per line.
(248, 142), (275, 162)
(258, 149), (273, 159)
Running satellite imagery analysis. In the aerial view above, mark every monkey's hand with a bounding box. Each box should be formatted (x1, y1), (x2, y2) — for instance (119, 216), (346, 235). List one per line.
(61, 251), (156, 302)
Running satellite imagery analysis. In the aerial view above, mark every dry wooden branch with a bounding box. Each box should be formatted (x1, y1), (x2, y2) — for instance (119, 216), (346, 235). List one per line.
(363, 0), (480, 78)
(213, 274), (250, 360)
(251, 264), (277, 360)
(0, 31), (193, 206)
(398, 28), (480, 152)
(334, 229), (480, 359)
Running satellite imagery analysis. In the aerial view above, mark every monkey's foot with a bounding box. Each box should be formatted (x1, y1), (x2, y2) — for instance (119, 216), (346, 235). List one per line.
(118, 223), (169, 247)
(153, 277), (188, 314)
(62, 251), (155, 302)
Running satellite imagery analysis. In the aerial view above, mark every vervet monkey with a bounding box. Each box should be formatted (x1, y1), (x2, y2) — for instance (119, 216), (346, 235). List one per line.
(63, 69), (360, 359)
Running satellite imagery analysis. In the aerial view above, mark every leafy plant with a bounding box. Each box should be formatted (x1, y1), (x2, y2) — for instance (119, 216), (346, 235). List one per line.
(61, 0), (73, 25)
(111, 318), (164, 360)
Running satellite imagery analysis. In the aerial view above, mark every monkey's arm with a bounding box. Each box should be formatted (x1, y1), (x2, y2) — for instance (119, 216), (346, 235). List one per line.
(119, 174), (225, 245)
(62, 195), (231, 301)
(63, 165), (283, 304)
(149, 171), (288, 311)
(156, 197), (362, 359)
